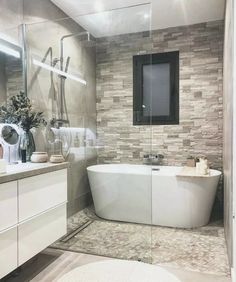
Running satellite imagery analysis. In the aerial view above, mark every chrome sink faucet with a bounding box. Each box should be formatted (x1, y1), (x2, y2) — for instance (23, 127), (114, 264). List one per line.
(143, 154), (164, 165)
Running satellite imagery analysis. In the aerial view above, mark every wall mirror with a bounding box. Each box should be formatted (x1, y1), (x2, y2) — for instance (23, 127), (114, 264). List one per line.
(0, 26), (25, 106)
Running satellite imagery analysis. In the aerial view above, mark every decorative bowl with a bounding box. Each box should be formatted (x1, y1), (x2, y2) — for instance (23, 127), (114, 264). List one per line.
(31, 152), (48, 163)
(50, 154), (65, 163)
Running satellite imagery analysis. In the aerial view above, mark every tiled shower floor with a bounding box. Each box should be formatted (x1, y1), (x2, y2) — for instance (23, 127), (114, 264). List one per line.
(51, 206), (230, 277)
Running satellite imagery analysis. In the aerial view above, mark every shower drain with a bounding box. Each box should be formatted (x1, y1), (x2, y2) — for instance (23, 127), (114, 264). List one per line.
(60, 220), (93, 243)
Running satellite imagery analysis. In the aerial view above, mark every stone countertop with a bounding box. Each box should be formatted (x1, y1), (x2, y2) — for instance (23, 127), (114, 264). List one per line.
(0, 162), (70, 184)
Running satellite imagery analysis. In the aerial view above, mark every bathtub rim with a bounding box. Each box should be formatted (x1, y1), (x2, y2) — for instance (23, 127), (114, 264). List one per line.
(87, 164), (221, 178)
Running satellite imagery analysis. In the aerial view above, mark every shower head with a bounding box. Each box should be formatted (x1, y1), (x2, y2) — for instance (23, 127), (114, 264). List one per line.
(60, 31), (96, 47)
(59, 31), (96, 70)
(81, 38), (96, 47)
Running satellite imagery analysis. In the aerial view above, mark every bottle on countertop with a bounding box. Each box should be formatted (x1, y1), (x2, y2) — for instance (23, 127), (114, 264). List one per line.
(20, 132), (27, 163)
(74, 133), (80, 147)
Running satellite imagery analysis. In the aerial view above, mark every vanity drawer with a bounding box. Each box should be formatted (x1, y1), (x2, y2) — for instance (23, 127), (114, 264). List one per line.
(18, 204), (67, 266)
(0, 227), (17, 279)
(0, 181), (17, 231)
(18, 169), (67, 222)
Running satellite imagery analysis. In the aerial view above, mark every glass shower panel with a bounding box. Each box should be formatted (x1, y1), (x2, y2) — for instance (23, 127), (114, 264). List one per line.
(74, 3), (153, 262)
(25, 3), (153, 263)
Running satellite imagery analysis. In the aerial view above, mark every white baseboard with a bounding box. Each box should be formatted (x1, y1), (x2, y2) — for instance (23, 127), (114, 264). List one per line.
(232, 267), (235, 282)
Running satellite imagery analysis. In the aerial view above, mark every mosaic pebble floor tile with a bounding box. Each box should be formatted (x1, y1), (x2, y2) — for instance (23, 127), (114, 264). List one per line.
(51, 207), (230, 277)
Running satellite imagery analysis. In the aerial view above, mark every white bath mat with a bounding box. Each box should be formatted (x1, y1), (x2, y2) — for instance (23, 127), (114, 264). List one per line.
(57, 260), (181, 282)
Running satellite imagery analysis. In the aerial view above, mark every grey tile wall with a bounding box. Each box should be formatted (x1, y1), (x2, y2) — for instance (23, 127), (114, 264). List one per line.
(96, 21), (224, 215)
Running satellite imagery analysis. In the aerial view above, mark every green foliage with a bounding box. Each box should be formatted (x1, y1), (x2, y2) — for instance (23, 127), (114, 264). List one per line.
(0, 91), (47, 131)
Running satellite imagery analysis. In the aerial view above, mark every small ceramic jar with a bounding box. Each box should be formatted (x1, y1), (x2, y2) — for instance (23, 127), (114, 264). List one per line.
(50, 154), (65, 163)
(31, 152), (48, 163)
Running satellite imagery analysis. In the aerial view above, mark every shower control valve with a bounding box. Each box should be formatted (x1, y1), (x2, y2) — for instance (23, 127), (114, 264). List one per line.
(143, 154), (164, 165)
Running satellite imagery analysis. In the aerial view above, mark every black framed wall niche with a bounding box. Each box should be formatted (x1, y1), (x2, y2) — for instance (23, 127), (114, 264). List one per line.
(133, 51), (179, 125)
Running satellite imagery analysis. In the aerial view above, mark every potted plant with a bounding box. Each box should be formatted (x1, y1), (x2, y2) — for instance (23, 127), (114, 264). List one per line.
(0, 91), (47, 161)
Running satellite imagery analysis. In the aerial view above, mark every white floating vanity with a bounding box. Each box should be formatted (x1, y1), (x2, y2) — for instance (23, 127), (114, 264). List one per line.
(0, 162), (69, 279)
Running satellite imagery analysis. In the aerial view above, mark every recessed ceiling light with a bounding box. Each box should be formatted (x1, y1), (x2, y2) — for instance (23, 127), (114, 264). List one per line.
(144, 13), (150, 19)
(95, 1), (104, 12)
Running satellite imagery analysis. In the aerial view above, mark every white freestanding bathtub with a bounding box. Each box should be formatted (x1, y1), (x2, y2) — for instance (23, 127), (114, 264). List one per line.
(87, 164), (221, 228)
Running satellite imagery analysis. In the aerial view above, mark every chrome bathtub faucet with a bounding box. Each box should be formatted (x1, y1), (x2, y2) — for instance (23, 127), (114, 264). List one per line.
(143, 154), (164, 165)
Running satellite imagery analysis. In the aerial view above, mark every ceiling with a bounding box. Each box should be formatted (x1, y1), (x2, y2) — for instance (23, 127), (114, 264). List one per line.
(51, 0), (226, 37)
